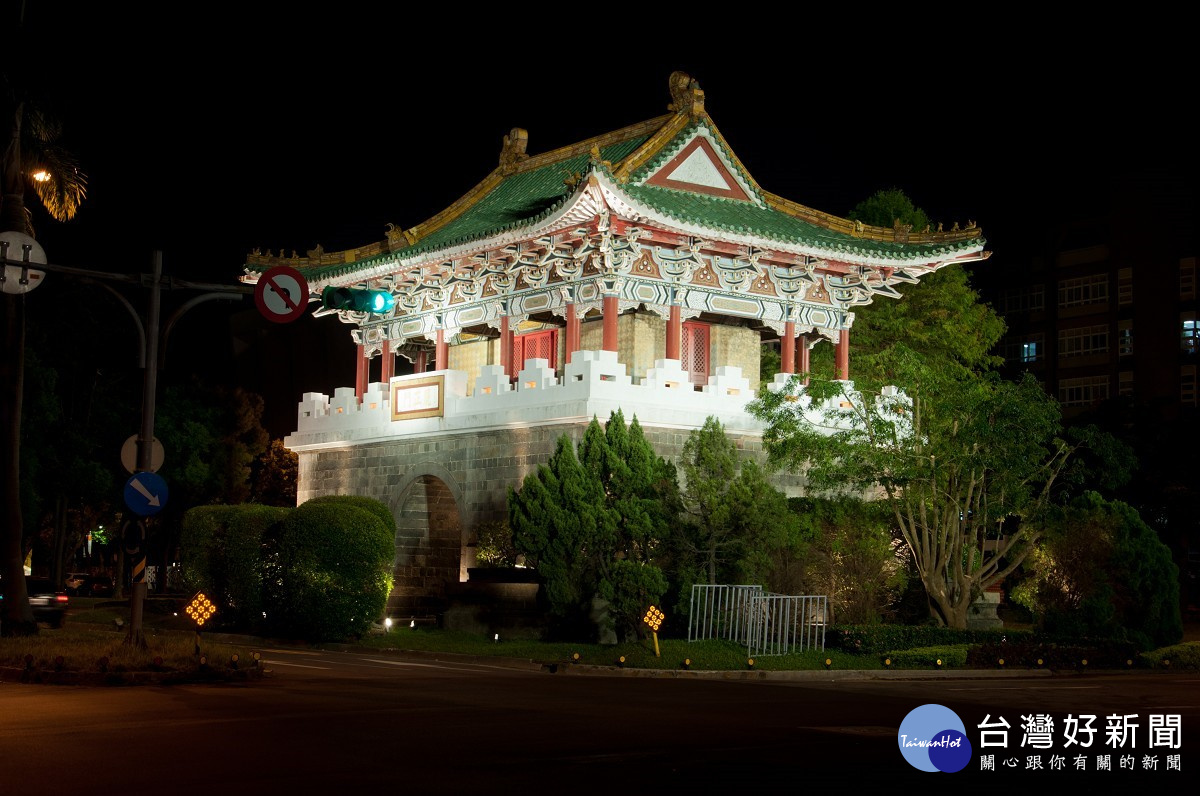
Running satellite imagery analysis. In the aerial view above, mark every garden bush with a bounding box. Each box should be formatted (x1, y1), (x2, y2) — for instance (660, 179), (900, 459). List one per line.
(1139, 642), (1200, 671)
(828, 624), (1020, 654)
(884, 644), (969, 669)
(966, 638), (1141, 669)
(262, 497), (395, 642)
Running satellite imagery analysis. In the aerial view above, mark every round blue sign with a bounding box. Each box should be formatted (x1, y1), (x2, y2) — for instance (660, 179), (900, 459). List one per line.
(124, 471), (169, 516)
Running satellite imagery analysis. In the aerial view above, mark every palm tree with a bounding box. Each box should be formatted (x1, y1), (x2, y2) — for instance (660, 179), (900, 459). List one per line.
(1, 2), (88, 636)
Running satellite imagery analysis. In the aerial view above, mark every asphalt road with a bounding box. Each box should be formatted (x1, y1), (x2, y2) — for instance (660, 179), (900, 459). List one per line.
(2, 648), (1196, 795)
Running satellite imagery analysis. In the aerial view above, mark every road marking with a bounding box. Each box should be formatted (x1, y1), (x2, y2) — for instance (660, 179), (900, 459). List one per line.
(263, 660), (331, 669)
(261, 648), (323, 656)
(361, 658), (496, 673)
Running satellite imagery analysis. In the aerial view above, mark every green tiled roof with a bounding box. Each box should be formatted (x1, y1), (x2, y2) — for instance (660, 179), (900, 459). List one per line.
(623, 184), (979, 260)
(286, 114), (983, 283)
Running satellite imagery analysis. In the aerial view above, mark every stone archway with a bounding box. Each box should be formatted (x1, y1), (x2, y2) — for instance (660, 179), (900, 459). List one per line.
(388, 466), (465, 619)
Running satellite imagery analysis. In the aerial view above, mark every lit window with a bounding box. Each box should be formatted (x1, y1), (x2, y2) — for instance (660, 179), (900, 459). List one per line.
(1022, 336), (1043, 363)
(1118, 320), (1133, 357)
(1184, 313), (1198, 355)
(1058, 274), (1108, 308)
(1059, 325), (1109, 357)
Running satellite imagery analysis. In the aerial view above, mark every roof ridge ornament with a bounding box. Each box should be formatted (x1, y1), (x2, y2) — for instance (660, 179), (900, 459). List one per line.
(667, 71), (705, 116)
(499, 127), (529, 173)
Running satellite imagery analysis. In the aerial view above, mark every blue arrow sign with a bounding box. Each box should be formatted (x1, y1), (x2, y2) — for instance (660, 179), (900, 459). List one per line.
(124, 471), (169, 517)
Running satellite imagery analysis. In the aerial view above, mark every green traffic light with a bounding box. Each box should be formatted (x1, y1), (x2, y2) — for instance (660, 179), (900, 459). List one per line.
(321, 286), (395, 314)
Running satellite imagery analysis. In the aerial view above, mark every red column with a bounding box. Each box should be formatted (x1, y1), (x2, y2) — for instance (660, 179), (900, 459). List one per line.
(797, 334), (810, 385)
(435, 329), (449, 371)
(565, 303), (580, 364)
(414, 350), (427, 374)
(355, 344), (368, 401)
(836, 329), (850, 380)
(781, 321), (795, 374)
(500, 315), (512, 377)
(380, 339), (393, 383)
(666, 304), (681, 361)
(602, 295), (618, 352)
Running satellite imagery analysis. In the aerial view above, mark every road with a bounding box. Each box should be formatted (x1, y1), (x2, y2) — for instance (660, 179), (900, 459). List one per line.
(1, 647), (1196, 794)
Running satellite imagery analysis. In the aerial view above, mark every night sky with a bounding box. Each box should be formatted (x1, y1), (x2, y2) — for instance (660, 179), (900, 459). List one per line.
(19, 7), (1197, 437)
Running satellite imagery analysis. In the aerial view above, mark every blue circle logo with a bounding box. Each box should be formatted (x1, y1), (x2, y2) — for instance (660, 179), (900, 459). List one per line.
(898, 704), (972, 772)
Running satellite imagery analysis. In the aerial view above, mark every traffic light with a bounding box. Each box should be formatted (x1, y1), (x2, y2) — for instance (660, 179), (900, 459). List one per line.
(320, 285), (395, 314)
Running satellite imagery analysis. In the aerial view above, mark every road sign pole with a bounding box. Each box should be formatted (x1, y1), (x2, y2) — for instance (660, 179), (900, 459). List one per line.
(126, 251), (162, 650)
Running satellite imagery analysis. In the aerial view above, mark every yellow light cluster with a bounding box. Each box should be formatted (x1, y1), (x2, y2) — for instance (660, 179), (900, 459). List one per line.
(185, 593), (217, 627)
(642, 605), (665, 632)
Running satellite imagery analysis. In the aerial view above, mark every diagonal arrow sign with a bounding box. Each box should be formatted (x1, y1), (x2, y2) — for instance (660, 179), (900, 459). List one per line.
(129, 476), (161, 507)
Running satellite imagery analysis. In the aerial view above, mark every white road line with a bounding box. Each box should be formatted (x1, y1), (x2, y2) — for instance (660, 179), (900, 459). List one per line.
(361, 658), (495, 673)
(262, 660), (331, 669)
(260, 648), (323, 656)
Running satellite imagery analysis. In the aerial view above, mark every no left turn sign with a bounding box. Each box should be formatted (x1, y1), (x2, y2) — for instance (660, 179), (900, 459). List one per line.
(254, 264), (310, 324)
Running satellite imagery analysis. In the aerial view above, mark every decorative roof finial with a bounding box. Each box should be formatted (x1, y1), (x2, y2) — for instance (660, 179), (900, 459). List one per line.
(499, 127), (529, 172)
(667, 71), (705, 116)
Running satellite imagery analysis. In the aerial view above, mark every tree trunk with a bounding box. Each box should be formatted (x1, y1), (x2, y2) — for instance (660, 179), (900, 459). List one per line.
(1, 293), (36, 635)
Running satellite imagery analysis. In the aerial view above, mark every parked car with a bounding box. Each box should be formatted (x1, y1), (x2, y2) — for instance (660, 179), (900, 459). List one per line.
(0, 576), (69, 627)
(65, 572), (115, 598)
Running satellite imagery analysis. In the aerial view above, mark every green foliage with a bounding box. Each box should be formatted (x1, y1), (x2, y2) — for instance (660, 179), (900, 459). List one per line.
(473, 520), (519, 568)
(303, 493), (396, 535)
(179, 504), (289, 631)
(676, 416), (801, 589)
(1140, 642), (1200, 671)
(1011, 492), (1182, 649)
(885, 644), (970, 669)
(967, 639), (1141, 669)
(251, 439), (298, 507)
(828, 624), (1018, 655)
(262, 497), (394, 642)
(787, 497), (907, 624)
(849, 188), (931, 236)
(509, 412), (674, 640)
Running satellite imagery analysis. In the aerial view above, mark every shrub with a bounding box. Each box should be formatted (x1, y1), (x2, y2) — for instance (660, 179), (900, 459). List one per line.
(966, 638), (1141, 669)
(1139, 642), (1200, 670)
(262, 497), (394, 642)
(828, 624), (1019, 655)
(885, 644), (969, 669)
(180, 504), (290, 631)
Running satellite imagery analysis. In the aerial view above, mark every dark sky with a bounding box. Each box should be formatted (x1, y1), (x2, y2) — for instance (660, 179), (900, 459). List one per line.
(18, 6), (1197, 437)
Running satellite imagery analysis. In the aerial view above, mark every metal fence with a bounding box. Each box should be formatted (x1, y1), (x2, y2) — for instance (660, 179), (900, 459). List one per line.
(688, 584), (827, 656)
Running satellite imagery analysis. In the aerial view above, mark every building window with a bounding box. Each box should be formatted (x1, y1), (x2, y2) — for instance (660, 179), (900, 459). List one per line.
(1058, 274), (1108, 308)
(1119, 371), (1134, 397)
(1117, 268), (1133, 306)
(1022, 334), (1043, 363)
(1182, 257), (1196, 300)
(1184, 313), (1198, 355)
(1059, 375), (1109, 407)
(1183, 366), (1197, 407)
(682, 321), (710, 385)
(1058, 324), (1109, 358)
(512, 328), (558, 371)
(1118, 320), (1133, 357)
(1001, 285), (1045, 314)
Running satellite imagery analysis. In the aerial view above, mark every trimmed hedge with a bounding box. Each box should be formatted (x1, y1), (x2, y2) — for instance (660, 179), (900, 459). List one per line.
(828, 624), (1023, 654)
(180, 504), (290, 631)
(885, 644), (969, 669)
(262, 497), (395, 642)
(966, 638), (1141, 669)
(1139, 642), (1200, 671)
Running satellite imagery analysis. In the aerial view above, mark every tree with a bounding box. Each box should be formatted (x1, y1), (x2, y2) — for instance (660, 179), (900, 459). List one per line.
(1011, 492), (1182, 649)
(788, 497), (907, 625)
(748, 189), (1117, 628)
(1, 9), (88, 636)
(849, 188), (931, 236)
(509, 412), (676, 640)
(251, 439), (299, 507)
(675, 416), (800, 589)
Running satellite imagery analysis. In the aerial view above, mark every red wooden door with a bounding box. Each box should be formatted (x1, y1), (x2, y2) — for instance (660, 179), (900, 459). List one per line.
(512, 329), (558, 372)
(681, 322), (709, 385)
